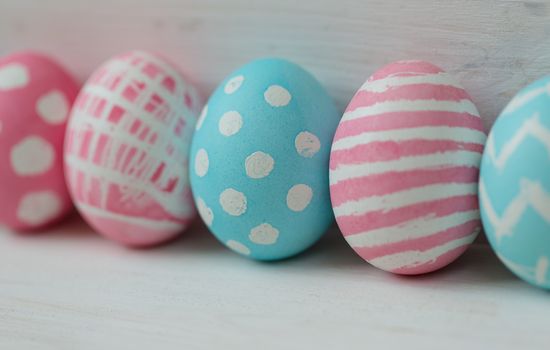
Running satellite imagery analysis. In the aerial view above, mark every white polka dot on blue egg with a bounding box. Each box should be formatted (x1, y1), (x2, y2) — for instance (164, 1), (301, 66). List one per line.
(190, 58), (340, 260)
(480, 75), (550, 289)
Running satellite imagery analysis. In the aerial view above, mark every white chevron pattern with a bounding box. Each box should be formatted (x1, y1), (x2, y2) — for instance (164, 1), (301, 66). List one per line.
(497, 253), (549, 286)
(483, 82), (550, 287)
(480, 178), (550, 241)
(501, 83), (550, 115)
(485, 113), (550, 170)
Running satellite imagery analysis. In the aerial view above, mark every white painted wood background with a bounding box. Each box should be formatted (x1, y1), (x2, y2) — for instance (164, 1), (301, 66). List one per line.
(1, 218), (550, 350)
(2, 1), (550, 349)
(1, 0), (550, 128)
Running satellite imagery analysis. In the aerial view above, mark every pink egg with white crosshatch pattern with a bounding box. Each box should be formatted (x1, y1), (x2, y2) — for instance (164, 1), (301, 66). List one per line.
(330, 60), (486, 275)
(0, 52), (79, 231)
(64, 51), (201, 247)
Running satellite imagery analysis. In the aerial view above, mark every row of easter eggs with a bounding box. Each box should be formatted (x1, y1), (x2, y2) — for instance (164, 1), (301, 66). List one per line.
(0, 51), (548, 289)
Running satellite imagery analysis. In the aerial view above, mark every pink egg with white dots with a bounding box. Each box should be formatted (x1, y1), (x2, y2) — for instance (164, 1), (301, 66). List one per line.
(64, 51), (201, 247)
(0, 52), (79, 230)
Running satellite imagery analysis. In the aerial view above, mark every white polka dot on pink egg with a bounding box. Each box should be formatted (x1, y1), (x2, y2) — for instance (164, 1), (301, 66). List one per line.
(0, 52), (79, 230)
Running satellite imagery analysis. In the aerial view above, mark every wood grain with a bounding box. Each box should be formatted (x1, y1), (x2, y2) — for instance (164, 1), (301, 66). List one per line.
(0, 217), (549, 349)
(1, 0), (549, 128)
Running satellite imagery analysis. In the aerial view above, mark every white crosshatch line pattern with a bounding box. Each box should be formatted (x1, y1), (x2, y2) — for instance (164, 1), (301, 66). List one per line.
(65, 51), (199, 223)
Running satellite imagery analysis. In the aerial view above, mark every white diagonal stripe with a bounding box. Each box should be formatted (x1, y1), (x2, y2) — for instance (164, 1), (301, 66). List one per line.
(479, 180), (525, 241)
(343, 99), (480, 121)
(332, 126), (486, 151)
(480, 178), (550, 242)
(497, 253), (549, 286)
(330, 150), (482, 185)
(486, 113), (550, 170)
(501, 85), (549, 115)
(334, 183), (477, 217)
(536, 257), (549, 285)
(345, 210), (480, 248)
(509, 179), (550, 220)
(360, 72), (463, 93)
(369, 232), (478, 271)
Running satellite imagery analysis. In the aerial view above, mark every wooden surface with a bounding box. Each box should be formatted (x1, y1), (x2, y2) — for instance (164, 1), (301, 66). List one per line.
(1, 0), (550, 128)
(2, 1), (550, 348)
(1, 217), (549, 350)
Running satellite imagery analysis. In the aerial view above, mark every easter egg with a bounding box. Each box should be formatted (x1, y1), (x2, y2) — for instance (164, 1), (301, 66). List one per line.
(190, 58), (340, 260)
(330, 60), (486, 274)
(0, 52), (79, 230)
(64, 51), (201, 247)
(480, 76), (550, 289)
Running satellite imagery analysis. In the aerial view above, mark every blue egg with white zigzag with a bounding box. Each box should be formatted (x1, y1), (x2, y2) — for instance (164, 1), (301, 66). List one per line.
(189, 58), (339, 260)
(480, 76), (550, 289)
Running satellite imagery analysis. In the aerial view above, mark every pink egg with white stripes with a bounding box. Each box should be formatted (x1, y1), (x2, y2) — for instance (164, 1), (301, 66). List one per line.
(330, 60), (486, 275)
(64, 51), (201, 247)
(0, 52), (79, 230)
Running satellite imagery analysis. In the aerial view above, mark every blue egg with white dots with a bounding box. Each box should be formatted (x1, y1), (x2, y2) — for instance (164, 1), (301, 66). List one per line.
(189, 58), (340, 260)
(480, 76), (550, 289)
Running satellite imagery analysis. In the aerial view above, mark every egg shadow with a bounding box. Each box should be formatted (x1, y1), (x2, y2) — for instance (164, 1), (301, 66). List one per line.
(384, 244), (522, 290)
(154, 220), (367, 269)
(8, 212), (97, 242)
(155, 219), (227, 256)
(10, 212), (539, 293)
(151, 220), (521, 291)
(270, 224), (368, 268)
